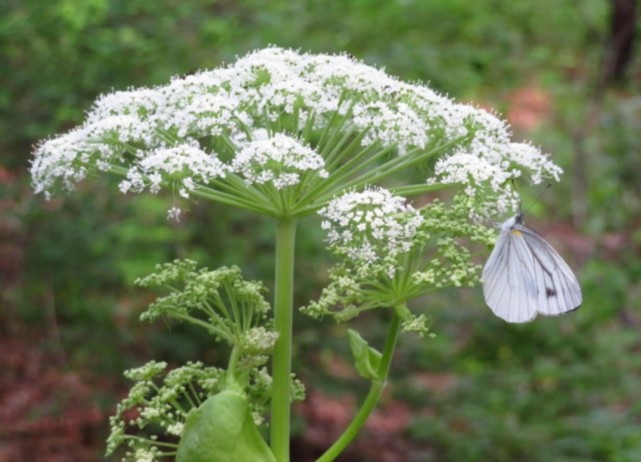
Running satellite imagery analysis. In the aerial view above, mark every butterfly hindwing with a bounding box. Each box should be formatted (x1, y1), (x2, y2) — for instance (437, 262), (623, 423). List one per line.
(517, 224), (582, 316)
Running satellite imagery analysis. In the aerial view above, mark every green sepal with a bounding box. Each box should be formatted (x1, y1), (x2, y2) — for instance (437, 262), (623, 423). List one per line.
(347, 329), (382, 380)
(176, 390), (276, 462)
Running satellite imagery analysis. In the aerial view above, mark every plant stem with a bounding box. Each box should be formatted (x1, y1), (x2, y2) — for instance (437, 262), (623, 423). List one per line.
(315, 311), (402, 462)
(225, 345), (242, 390)
(270, 218), (297, 462)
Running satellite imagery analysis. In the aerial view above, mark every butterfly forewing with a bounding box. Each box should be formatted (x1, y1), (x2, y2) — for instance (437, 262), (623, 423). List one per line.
(482, 229), (539, 323)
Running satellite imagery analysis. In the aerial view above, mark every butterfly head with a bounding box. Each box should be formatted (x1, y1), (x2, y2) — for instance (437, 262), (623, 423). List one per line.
(514, 211), (525, 225)
(500, 212), (525, 232)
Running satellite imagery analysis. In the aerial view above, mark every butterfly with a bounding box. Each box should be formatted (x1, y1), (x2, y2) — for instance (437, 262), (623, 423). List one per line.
(482, 213), (582, 323)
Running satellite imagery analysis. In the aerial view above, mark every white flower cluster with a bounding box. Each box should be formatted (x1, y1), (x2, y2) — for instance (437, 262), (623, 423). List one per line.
(431, 138), (563, 215)
(133, 447), (159, 462)
(320, 187), (423, 269)
(31, 46), (562, 218)
(119, 143), (228, 197)
(232, 132), (328, 189)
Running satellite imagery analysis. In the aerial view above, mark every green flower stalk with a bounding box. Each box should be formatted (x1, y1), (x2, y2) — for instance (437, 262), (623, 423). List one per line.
(31, 47), (564, 462)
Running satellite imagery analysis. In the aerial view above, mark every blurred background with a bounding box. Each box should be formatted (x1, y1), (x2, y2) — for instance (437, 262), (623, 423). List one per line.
(1, 0), (640, 461)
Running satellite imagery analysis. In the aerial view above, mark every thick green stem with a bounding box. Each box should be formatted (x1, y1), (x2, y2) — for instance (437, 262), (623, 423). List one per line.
(225, 345), (242, 391)
(316, 311), (402, 462)
(270, 218), (297, 462)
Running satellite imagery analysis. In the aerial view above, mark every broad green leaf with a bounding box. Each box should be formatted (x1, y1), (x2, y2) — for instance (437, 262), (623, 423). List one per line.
(176, 390), (276, 462)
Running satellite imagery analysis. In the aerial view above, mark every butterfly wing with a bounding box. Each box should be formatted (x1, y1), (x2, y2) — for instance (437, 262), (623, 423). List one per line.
(482, 223), (582, 323)
(516, 224), (582, 316)
(482, 228), (540, 323)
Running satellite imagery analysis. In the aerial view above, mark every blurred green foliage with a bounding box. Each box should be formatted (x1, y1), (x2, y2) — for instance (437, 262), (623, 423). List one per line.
(1, 0), (640, 460)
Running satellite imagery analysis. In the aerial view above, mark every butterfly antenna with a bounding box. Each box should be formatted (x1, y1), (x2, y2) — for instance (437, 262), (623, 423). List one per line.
(523, 183), (552, 215)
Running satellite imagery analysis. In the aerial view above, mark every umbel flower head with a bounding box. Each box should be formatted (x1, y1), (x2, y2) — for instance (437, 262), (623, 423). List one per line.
(135, 259), (276, 357)
(31, 46), (561, 220)
(232, 131), (328, 189)
(302, 192), (497, 334)
(320, 186), (424, 275)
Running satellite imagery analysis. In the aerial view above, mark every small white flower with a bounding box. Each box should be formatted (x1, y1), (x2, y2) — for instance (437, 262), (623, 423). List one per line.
(121, 144), (227, 198)
(429, 140), (561, 217)
(242, 326), (279, 353)
(87, 88), (165, 124)
(166, 422), (184, 436)
(133, 447), (158, 462)
(232, 133), (328, 189)
(167, 207), (181, 222)
(319, 187), (423, 269)
(140, 407), (162, 420)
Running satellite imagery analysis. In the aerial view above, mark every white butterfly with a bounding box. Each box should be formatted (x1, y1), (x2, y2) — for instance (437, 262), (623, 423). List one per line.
(482, 213), (582, 323)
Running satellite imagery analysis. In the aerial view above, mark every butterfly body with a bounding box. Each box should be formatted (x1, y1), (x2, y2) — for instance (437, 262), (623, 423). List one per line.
(482, 213), (582, 323)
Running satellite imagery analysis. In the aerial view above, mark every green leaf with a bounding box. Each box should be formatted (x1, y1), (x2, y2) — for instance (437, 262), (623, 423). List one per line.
(348, 329), (382, 380)
(176, 390), (276, 462)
